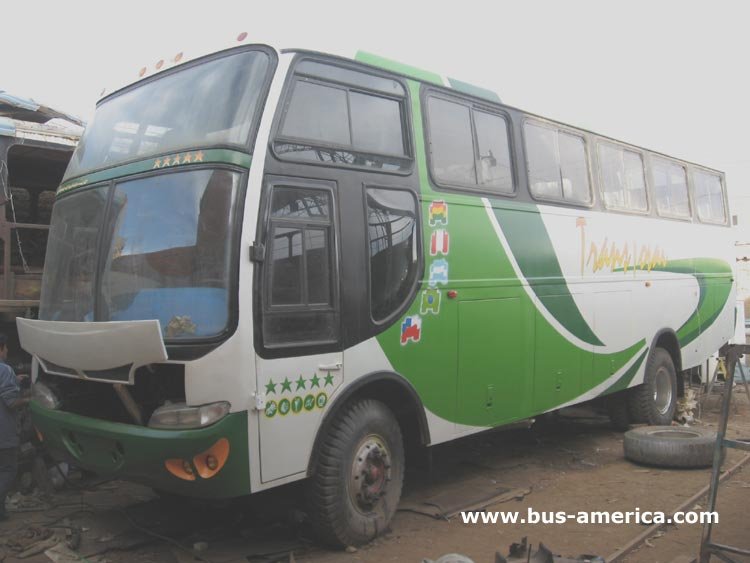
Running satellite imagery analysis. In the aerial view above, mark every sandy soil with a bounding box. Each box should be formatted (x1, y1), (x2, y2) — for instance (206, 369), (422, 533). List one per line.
(1, 389), (747, 563)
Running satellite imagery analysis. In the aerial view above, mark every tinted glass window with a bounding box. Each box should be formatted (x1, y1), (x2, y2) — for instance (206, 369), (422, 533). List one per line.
(263, 187), (338, 348)
(275, 71), (409, 171)
(281, 81), (350, 146)
(693, 170), (726, 223)
(40, 187), (109, 321)
(652, 158), (690, 218)
(271, 187), (329, 219)
(66, 50), (271, 180)
(474, 111), (513, 193)
(270, 227), (303, 305)
(99, 170), (239, 338)
(525, 122), (590, 204)
(366, 189), (418, 321)
(305, 229), (331, 304)
(525, 122), (560, 199)
(559, 132), (591, 203)
(427, 97), (476, 185)
(598, 143), (647, 211)
(350, 92), (404, 155)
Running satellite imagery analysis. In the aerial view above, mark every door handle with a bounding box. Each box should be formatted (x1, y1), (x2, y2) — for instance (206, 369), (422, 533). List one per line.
(318, 362), (342, 371)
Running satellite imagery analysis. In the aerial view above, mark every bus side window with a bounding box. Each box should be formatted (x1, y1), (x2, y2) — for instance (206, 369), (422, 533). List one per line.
(365, 188), (419, 322)
(651, 157), (690, 219)
(274, 62), (410, 172)
(262, 186), (339, 348)
(693, 169), (726, 224)
(598, 143), (648, 212)
(426, 95), (514, 194)
(524, 121), (591, 205)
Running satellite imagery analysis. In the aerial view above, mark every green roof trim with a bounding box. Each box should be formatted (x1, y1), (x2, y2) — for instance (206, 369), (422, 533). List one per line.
(355, 51), (443, 85)
(58, 148), (252, 197)
(448, 77), (501, 103)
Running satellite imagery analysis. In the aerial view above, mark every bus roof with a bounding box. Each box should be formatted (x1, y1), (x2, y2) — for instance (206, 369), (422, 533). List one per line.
(99, 42), (723, 176)
(0, 90), (83, 146)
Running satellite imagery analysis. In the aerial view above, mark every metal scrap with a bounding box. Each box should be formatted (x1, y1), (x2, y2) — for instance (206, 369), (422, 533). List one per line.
(495, 537), (604, 563)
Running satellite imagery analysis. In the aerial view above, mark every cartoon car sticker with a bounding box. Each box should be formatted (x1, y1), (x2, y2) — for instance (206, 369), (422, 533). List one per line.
(429, 259), (449, 287)
(420, 288), (441, 315)
(429, 200), (448, 227)
(430, 229), (450, 256)
(400, 315), (422, 345)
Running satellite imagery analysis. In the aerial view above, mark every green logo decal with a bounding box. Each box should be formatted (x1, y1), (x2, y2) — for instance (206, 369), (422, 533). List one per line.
(316, 392), (328, 409)
(265, 400), (277, 418)
(278, 398), (291, 416)
(304, 394), (315, 411)
(291, 396), (303, 413)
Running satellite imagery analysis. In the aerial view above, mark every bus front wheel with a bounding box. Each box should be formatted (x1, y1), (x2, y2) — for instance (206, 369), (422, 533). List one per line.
(629, 348), (677, 425)
(307, 398), (404, 547)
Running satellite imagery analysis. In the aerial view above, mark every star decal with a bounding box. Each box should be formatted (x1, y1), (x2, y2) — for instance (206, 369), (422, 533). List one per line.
(324, 373), (334, 387)
(182, 153), (192, 164)
(153, 158), (162, 169)
(265, 379), (277, 394)
(172, 154), (182, 166)
(194, 150), (205, 162)
(281, 377), (292, 393)
(296, 375), (306, 391)
(309, 374), (320, 388)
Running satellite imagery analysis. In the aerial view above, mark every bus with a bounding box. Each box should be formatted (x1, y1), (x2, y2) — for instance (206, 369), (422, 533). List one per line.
(17, 42), (734, 546)
(0, 92), (80, 362)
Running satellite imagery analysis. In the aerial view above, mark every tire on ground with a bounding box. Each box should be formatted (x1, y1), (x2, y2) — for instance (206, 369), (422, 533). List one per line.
(628, 347), (678, 425)
(623, 425), (717, 468)
(306, 398), (404, 547)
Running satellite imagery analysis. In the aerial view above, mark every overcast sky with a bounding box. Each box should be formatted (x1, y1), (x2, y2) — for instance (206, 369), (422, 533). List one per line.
(3, 0), (748, 238)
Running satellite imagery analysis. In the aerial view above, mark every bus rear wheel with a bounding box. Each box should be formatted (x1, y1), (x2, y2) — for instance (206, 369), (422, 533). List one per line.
(629, 348), (677, 425)
(307, 398), (404, 547)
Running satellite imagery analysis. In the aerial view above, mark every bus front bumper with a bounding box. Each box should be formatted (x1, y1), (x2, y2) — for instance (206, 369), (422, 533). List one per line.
(31, 401), (251, 498)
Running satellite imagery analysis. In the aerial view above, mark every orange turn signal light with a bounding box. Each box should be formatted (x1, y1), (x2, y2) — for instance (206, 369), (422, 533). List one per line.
(193, 438), (230, 479)
(165, 458), (196, 481)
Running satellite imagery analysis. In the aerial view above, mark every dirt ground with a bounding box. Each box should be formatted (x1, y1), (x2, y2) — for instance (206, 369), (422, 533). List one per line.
(1, 388), (748, 563)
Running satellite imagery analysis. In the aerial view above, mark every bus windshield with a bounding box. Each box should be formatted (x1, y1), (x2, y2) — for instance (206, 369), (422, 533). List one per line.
(63, 48), (271, 180)
(39, 169), (241, 339)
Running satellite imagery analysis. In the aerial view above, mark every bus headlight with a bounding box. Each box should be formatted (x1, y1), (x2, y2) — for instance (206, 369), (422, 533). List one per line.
(148, 401), (230, 430)
(32, 381), (61, 410)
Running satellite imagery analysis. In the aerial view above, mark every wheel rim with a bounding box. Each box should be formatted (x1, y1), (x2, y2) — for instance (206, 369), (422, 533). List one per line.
(653, 366), (673, 415)
(349, 434), (391, 513)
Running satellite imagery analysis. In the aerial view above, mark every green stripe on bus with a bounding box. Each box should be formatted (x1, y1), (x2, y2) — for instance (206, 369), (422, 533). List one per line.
(601, 348), (649, 396)
(58, 149), (252, 196)
(447, 77), (501, 103)
(492, 204), (605, 346)
(355, 51), (443, 85)
(646, 258), (733, 347)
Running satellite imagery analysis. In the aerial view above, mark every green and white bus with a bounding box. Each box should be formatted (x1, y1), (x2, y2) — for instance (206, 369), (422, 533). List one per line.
(18, 42), (734, 546)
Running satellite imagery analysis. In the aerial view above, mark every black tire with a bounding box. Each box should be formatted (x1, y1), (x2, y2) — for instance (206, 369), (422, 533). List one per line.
(606, 390), (631, 431)
(629, 348), (677, 425)
(623, 426), (717, 468)
(307, 399), (404, 547)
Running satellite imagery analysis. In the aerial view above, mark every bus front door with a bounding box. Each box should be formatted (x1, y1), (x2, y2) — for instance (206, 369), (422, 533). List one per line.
(255, 177), (344, 484)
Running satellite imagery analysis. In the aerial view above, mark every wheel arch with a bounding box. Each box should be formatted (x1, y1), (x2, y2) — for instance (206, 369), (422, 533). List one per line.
(650, 328), (683, 394)
(307, 371), (430, 476)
